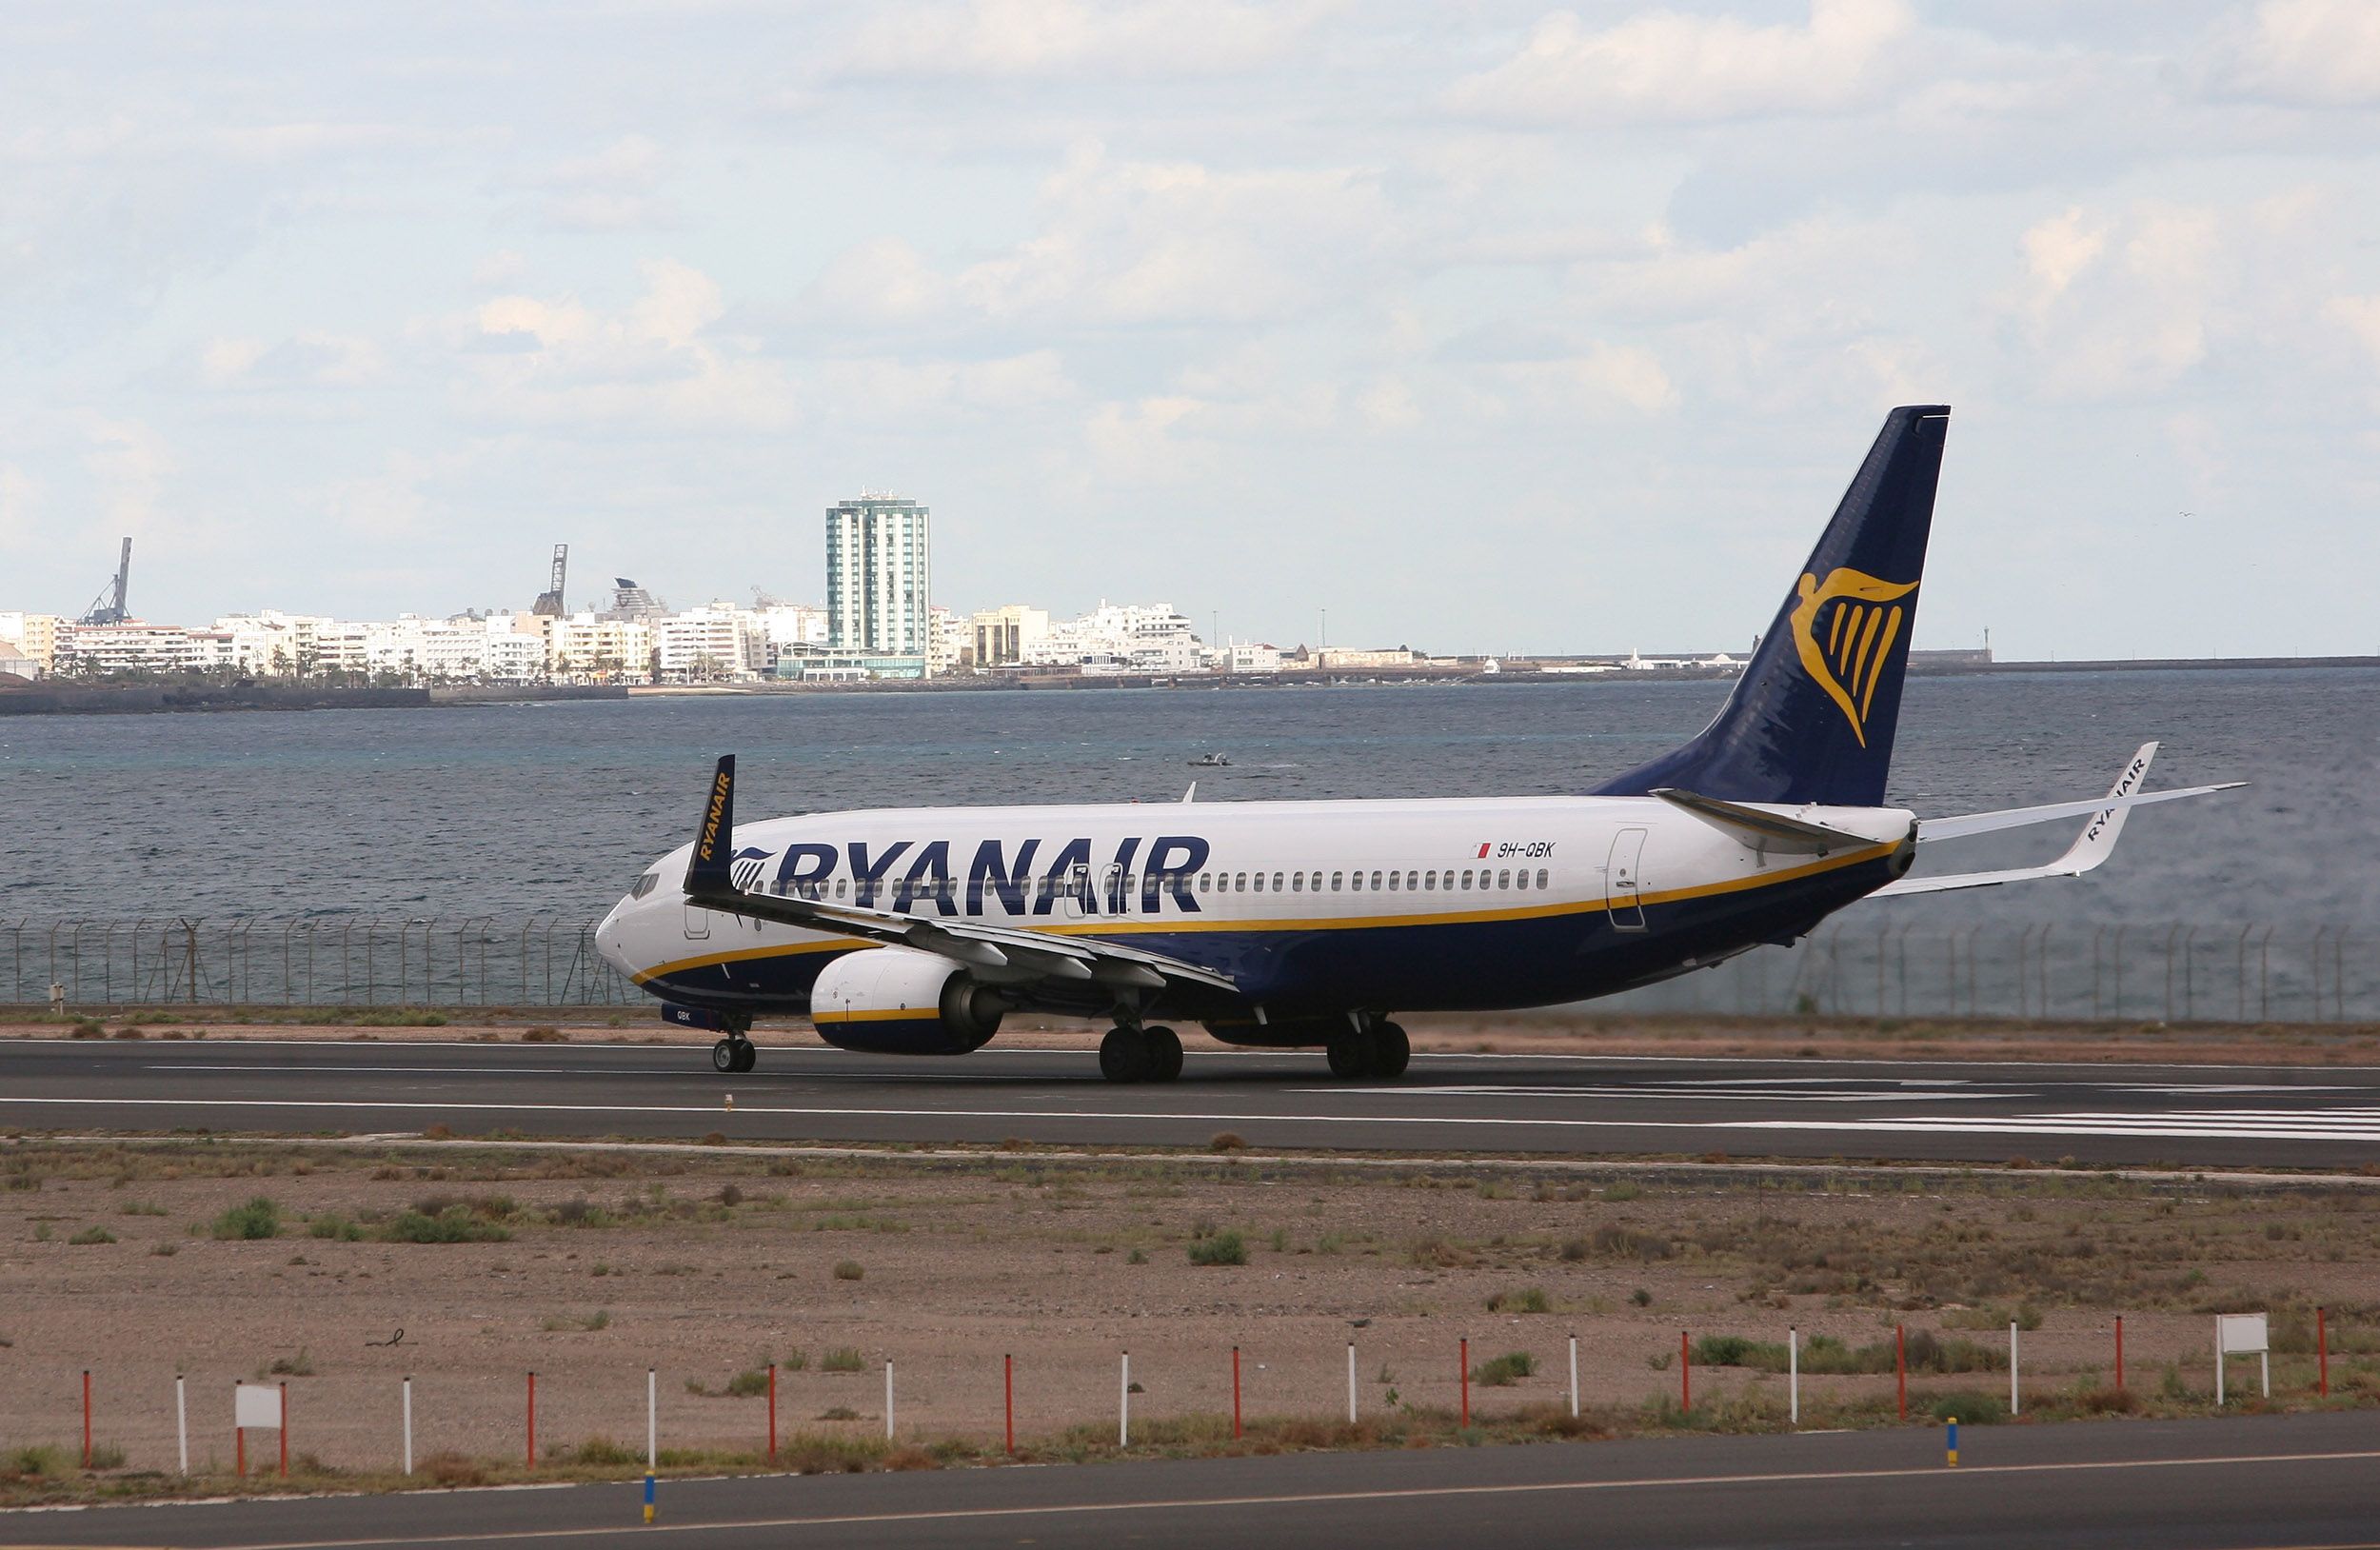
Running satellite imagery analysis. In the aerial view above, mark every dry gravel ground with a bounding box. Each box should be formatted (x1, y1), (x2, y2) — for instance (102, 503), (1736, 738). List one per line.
(10, 1006), (2380, 1067)
(4, 1139), (2378, 1503)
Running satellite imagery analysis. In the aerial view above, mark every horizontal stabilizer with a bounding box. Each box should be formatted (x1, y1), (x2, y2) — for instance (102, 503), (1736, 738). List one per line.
(1877, 742), (2235, 898)
(1650, 788), (1887, 854)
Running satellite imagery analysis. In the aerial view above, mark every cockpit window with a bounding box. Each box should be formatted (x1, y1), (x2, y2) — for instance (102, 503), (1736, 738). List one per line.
(629, 871), (661, 900)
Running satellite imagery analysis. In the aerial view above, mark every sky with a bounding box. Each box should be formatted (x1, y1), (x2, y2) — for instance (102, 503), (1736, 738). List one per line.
(4, 0), (2379, 660)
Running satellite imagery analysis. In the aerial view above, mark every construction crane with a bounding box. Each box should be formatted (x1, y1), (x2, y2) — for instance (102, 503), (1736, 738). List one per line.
(78, 538), (133, 626)
(532, 544), (568, 617)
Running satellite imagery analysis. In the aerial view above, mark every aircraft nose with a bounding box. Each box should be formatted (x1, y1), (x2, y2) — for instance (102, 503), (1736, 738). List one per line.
(594, 904), (631, 976)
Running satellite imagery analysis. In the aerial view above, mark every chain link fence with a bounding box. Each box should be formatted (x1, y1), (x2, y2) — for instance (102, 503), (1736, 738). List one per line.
(0, 917), (640, 1009)
(1603, 922), (2374, 1023)
(1, 916), (2371, 1023)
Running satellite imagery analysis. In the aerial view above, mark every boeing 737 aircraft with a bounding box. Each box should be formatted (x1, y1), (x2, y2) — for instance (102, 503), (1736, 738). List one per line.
(594, 407), (2240, 1081)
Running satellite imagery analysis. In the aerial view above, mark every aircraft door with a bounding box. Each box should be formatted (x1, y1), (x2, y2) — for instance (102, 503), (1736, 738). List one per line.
(1061, 862), (1093, 919)
(1607, 828), (1648, 931)
(683, 904), (711, 941)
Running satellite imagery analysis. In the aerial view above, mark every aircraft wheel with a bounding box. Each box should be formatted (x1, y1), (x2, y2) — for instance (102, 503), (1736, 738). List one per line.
(710, 1039), (740, 1074)
(1371, 1022), (1411, 1080)
(730, 1040), (758, 1073)
(1143, 1026), (1184, 1083)
(1099, 1025), (1152, 1083)
(1325, 1034), (1371, 1080)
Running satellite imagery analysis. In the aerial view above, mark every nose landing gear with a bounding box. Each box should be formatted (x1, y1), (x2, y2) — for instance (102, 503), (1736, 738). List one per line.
(710, 1038), (756, 1073)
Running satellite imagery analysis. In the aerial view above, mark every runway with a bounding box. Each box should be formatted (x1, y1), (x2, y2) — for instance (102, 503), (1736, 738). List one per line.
(8, 1412), (2380, 1549)
(5, 1038), (2380, 1168)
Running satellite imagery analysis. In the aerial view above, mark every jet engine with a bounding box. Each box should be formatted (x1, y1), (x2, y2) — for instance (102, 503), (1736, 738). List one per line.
(809, 946), (1005, 1055)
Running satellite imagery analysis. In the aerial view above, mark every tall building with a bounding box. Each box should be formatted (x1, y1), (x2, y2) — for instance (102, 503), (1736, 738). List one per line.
(825, 493), (931, 674)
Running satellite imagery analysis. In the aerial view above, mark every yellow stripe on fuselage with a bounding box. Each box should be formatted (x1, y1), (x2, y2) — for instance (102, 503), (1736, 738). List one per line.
(630, 841), (1896, 987)
(812, 1005), (940, 1023)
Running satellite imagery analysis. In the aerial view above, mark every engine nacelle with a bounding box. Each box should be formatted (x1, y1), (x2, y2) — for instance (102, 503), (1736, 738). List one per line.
(809, 946), (1004, 1055)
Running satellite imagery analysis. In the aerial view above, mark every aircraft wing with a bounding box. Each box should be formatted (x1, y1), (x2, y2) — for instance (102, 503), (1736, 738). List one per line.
(679, 755), (1237, 995)
(1875, 742), (2234, 897)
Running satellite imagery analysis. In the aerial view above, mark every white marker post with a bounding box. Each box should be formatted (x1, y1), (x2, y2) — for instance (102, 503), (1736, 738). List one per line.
(1120, 1352), (1130, 1447)
(175, 1375), (188, 1476)
(646, 1368), (658, 1468)
(1568, 1335), (1579, 1421)
(402, 1377), (413, 1476)
(885, 1361), (896, 1441)
(1347, 1342), (1357, 1424)
(1789, 1328), (1799, 1427)
(2010, 1321), (2020, 1416)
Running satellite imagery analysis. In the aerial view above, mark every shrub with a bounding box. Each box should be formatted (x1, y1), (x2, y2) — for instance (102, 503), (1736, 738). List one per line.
(1126, 1248), (1148, 1264)
(832, 1260), (863, 1281)
(818, 1405), (860, 1421)
(5, 1443), (66, 1478)
(569, 1436), (638, 1465)
(422, 1451), (487, 1487)
(1591, 1224), (1673, 1262)
(308, 1214), (364, 1241)
(268, 1348), (315, 1377)
(520, 1026), (566, 1043)
(1209, 1132), (1247, 1152)
(724, 1368), (771, 1398)
(1188, 1230), (1248, 1266)
(1487, 1286), (1551, 1314)
(821, 1347), (865, 1373)
(382, 1207), (511, 1243)
(1927, 1391), (2009, 1425)
(1474, 1351), (1537, 1387)
(884, 1444), (938, 1471)
(68, 1225), (116, 1245)
(85, 1441), (127, 1469)
(69, 1019), (105, 1039)
(212, 1196), (282, 1241)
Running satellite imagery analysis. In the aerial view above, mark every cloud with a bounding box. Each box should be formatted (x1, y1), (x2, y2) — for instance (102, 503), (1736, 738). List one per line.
(1500, 344), (1679, 417)
(840, 0), (1314, 80)
(1445, 0), (1914, 125)
(458, 259), (797, 430)
(74, 414), (172, 537)
(526, 134), (678, 231)
(805, 237), (951, 325)
(197, 331), (383, 389)
(0, 463), (34, 547)
(953, 144), (1392, 326)
(2331, 293), (2380, 366)
(2210, 0), (2380, 106)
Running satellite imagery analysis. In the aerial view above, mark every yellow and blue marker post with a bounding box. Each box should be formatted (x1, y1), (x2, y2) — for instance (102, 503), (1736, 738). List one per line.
(1946, 1416), (1959, 1467)
(644, 1473), (655, 1524)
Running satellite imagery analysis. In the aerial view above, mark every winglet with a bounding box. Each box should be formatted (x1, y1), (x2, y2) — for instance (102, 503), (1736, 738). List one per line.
(684, 754), (738, 898)
(2047, 741), (2158, 878)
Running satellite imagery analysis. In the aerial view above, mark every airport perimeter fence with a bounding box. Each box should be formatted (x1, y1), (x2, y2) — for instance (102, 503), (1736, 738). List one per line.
(0, 915), (2373, 1025)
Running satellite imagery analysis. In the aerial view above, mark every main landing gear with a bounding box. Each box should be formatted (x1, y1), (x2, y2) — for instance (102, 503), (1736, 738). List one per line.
(1325, 1020), (1411, 1081)
(1099, 1023), (1184, 1083)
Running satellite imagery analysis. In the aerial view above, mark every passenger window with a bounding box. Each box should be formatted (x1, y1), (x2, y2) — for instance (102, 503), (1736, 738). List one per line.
(1291, 872), (1304, 893)
(1423, 871), (1436, 891)
(1386, 871), (1399, 891)
(1371, 870), (1383, 890)
(1497, 868), (1511, 888)
(836, 879), (849, 898)
(1330, 871), (1343, 891)
(1350, 871), (1363, 891)
(1461, 869), (1474, 889)
(1272, 872), (1284, 891)
(1253, 873), (1265, 892)
(1235, 871), (1247, 891)
(1537, 868), (1550, 888)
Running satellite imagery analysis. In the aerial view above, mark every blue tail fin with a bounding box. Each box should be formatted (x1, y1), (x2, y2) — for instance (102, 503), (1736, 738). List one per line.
(1594, 405), (1950, 807)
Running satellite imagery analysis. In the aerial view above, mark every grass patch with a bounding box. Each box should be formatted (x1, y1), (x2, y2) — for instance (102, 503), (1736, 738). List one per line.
(307, 1214), (364, 1242)
(1188, 1229), (1248, 1266)
(68, 1225), (116, 1245)
(831, 1260), (863, 1281)
(1474, 1351), (1537, 1387)
(542, 1310), (611, 1333)
(382, 1207), (511, 1243)
(821, 1348), (866, 1374)
(1486, 1286), (1552, 1314)
(211, 1196), (282, 1241)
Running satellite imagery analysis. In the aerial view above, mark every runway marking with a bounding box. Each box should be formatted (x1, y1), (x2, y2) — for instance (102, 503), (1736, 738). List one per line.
(102, 1446), (2380, 1550)
(1292, 1083), (2033, 1103)
(1742, 1108), (2380, 1143)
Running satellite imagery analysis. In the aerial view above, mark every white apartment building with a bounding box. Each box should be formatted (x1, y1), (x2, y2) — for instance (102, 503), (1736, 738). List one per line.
(1209, 641), (1284, 674)
(652, 604), (765, 683)
(825, 493), (931, 672)
(1022, 601), (1205, 674)
(928, 606), (967, 675)
(51, 623), (214, 675)
(550, 612), (655, 683)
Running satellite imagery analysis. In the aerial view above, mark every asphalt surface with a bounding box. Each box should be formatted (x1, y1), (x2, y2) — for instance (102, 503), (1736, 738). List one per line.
(8, 1411), (2380, 1548)
(5, 1038), (2380, 1168)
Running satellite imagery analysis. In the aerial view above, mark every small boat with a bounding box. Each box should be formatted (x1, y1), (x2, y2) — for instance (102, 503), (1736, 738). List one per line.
(1187, 752), (1232, 767)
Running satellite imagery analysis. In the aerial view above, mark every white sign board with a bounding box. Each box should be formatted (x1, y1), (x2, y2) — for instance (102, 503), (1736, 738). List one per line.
(2218, 1314), (2270, 1355)
(234, 1382), (284, 1429)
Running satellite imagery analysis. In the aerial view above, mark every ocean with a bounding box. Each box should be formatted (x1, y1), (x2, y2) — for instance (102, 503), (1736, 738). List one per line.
(2, 668), (2370, 932)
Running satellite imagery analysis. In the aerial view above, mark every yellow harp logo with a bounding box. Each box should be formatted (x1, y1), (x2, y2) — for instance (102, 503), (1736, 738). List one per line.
(1790, 567), (1918, 747)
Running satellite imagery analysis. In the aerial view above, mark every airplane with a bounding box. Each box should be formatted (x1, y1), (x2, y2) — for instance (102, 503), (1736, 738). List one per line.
(594, 406), (2241, 1082)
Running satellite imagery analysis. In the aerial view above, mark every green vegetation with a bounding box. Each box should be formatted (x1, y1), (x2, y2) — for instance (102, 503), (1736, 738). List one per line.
(724, 1369), (771, 1399)
(68, 1225), (116, 1245)
(1486, 1286), (1552, 1314)
(1188, 1229), (1248, 1266)
(831, 1260), (864, 1281)
(383, 1207), (511, 1243)
(307, 1214), (364, 1241)
(1689, 1329), (2006, 1376)
(821, 1348), (866, 1373)
(1474, 1351), (1537, 1387)
(542, 1310), (610, 1332)
(211, 1196), (282, 1240)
